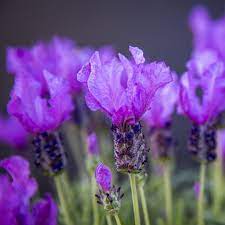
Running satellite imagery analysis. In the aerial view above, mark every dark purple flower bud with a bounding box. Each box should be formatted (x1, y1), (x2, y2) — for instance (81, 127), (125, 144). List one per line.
(95, 163), (112, 192)
(112, 122), (148, 173)
(188, 123), (217, 163)
(149, 126), (174, 161)
(32, 131), (67, 176)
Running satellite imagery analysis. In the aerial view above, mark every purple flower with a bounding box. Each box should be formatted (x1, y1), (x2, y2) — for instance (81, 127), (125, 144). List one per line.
(0, 155), (37, 203)
(0, 115), (28, 149)
(77, 46), (172, 125)
(194, 182), (200, 199)
(144, 72), (179, 128)
(179, 50), (225, 125)
(87, 132), (100, 156)
(7, 70), (74, 133)
(189, 5), (225, 60)
(32, 194), (58, 225)
(0, 155), (58, 225)
(7, 37), (92, 93)
(95, 163), (112, 192)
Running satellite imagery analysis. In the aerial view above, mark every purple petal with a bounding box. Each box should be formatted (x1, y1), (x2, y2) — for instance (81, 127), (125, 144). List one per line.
(0, 115), (28, 149)
(144, 72), (178, 127)
(0, 156), (37, 203)
(32, 194), (58, 225)
(129, 46), (145, 65)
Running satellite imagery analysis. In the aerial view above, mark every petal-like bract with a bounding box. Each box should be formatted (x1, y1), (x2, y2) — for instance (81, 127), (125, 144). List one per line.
(78, 46), (172, 125)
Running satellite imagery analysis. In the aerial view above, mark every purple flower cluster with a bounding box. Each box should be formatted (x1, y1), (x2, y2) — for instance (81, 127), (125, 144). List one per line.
(0, 155), (57, 225)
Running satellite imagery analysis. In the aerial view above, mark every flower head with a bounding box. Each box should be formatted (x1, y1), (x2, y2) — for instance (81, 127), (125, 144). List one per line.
(0, 114), (28, 149)
(7, 37), (92, 93)
(189, 6), (225, 59)
(95, 163), (112, 192)
(77, 46), (172, 125)
(0, 155), (58, 225)
(189, 5), (225, 60)
(144, 72), (179, 128)
(87, 132), (100, 156)
(7, 70), (74, 133)
(179, 50), (225, 125)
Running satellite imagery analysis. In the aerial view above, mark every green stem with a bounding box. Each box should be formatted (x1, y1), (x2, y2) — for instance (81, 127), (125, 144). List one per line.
(139, 185), (151, 225)
(197, 163), (206, 225)
(129, 174), (141, 225)
(106, 215), (113, 225)
(213, 134), (223, 216)
(114, 214), (122, 225)
(54, 173), (74, 225)
(163, 164), (173, 225)
(92, 175), (99, 225)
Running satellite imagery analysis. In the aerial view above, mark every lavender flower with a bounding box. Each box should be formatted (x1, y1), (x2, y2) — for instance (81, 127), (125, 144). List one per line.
(189, 5), (225, 60)
(95, 163), (123, 214)
(194, 182), (200, 199)
(78, 46), (172, 173)
(7, 70), (73, 175)
(179, 50), (225, 162)
(0, 155), (58, 225)
(78, 46), (172, 126)
(87, 132), (100, 156)
(8, 70), (73, 134)
(144, 73), (178, 161)
(95, 163), (112, 192)
(7, 37), (92, 93)
(0, 114), (28, 149)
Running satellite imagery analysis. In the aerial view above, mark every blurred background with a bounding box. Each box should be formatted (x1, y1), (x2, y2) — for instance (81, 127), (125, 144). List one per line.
(0, 0), (225, 192)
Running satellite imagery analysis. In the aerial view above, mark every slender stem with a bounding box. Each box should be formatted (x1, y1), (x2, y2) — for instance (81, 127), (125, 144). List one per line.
(106, 215), (113, 225)
(213, 160), (222, 215)
(129, 174), (141, 225)
(197, 163), (206, 225)
(139, 185), (151, 225)
(114, 214), (122, 225)
(91, 175), (99, 225)
(213, 133), (223, 216)
(54, 173), (74, 225)
(163, 164), (173, 225)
